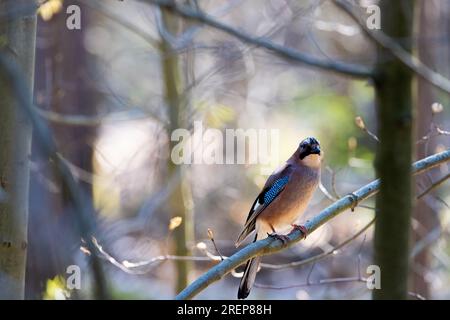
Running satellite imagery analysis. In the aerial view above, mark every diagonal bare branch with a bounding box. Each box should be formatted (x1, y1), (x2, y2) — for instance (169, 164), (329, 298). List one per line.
(333, 0), (450, 95)
(417, 172), (450, 200)
(175, 149), (450, 299)
(143, 0), (373, 78)
(262, 217), (375, 270)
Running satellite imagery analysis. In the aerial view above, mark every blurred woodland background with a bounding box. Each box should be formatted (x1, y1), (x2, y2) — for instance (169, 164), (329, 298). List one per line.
(1, 0), (450, 300)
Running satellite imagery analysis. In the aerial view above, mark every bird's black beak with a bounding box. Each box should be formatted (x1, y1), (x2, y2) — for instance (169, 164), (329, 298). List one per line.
(310, 145), (321, 155)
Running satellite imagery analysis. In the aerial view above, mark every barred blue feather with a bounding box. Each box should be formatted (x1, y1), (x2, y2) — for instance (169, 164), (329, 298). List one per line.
(263, 176), (289, 204)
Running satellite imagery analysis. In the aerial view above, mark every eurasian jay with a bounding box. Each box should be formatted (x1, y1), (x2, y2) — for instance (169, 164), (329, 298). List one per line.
(236, 137), (322, 299)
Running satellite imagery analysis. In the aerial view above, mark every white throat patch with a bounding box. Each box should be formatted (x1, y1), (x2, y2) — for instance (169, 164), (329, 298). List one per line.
(301, 154), (321, 168)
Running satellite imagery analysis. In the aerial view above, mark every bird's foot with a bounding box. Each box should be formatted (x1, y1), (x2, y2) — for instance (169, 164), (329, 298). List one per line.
(348, 192), (359, 212)
(291, 224), (308, 239)
(267, 232), (290, 244)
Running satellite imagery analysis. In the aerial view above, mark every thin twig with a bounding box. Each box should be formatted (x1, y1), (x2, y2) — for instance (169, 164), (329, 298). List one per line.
(329, 167), (341, 199)
(433, 195), (450, 210)
(153, 0), (243, 50)
(94, 216), (374, 274)
(355, 116), (379, 142)
(208, 229), (225, 261)
(254, 278), (425, 300)
(256, 240), (425, 300)
(319, 180), (335, 201)
(262, 217), (375, 270)
(410, 224), (442, 260)
(357, 235), (366, 280)
(362, 127), (379, 143)
(143, 0), (373, 78)
(319, 171), (376, 211)
(254, 277), (366, 290)
(306, 262), (316, 285)
(91, 237), (218, 275)
(417, 123), (450, 145)
(80, 0), (160, 48)
(333, 0), (450, 95)
(34, 106), (153, 126)
(417, 172), (450, 199)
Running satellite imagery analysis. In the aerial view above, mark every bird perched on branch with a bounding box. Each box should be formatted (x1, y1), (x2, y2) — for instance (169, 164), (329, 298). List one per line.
(236, 137), (322, 299)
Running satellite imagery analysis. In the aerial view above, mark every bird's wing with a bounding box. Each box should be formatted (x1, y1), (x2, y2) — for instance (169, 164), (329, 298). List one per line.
(235, 164), (292, 246)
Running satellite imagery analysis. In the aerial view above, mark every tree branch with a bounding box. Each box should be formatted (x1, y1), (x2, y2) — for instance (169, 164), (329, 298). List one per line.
(80, 0), (160, 49)
(143, 0), (373, 78)
(175, 149), (450, 300)
(333, 0), (450, 95)
(262, 217), (375, 270)
(33, 106), (153, 127)
(417, 172), (450, 199)
(254, 276), (425, 300)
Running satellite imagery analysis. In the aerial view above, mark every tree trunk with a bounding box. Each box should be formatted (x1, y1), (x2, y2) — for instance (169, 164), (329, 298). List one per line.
(0, 0), (37, 299)
(160, 9), (194, 293)
(411, 0), (440, 299)
(373, 0), (415, 300)
(26, 1), (103, 299)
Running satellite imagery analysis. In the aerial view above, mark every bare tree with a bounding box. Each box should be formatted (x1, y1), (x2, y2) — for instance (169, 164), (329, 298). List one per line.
(0, 0), (37, 299)
(159, 8), (195, 293)
(411, 0), (441, 298)
(373, 0), (415, 300)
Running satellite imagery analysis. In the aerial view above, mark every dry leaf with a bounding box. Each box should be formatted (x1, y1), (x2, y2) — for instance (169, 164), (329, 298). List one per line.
(431, 102), (443, 114)
(169, 216), (183, 230)
(207, 228), (214, 240)
(355, 116), (365, 130)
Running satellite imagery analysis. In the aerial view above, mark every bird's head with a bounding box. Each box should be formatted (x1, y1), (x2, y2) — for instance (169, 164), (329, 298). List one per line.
(295, 137), (322, 168)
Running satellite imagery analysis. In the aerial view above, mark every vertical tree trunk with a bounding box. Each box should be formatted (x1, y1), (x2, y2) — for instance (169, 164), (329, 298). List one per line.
(0, 0), (37, 299)
(411, 0), (440, 298)
(373, 0), (415, 300)
(26, 1), (103, 299)
(160, 9), (194, 293)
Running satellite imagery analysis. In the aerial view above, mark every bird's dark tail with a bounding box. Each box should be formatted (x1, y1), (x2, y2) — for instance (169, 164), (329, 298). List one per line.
(237, 233), (261, 299)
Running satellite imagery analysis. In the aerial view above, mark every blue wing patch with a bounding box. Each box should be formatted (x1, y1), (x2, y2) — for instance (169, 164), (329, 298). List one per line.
(263, 176), (289, 204)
